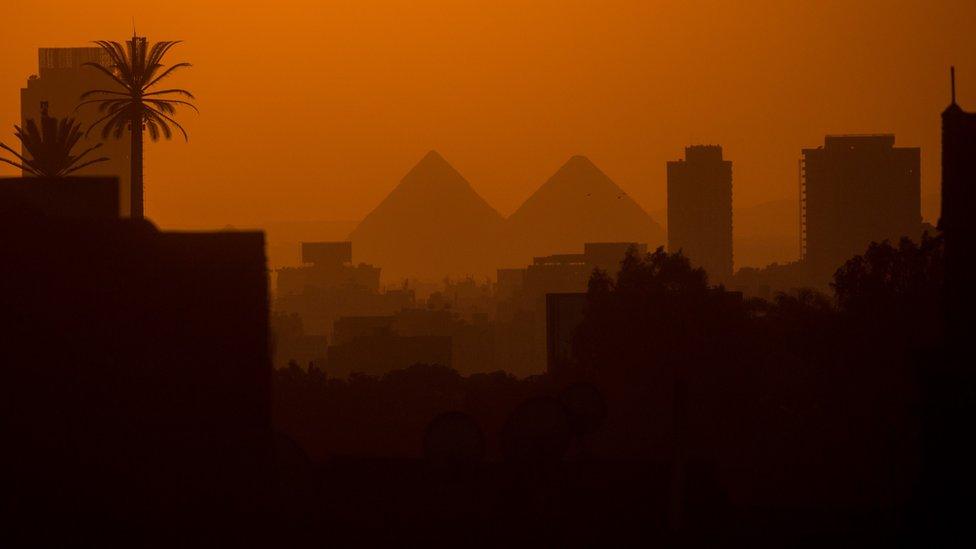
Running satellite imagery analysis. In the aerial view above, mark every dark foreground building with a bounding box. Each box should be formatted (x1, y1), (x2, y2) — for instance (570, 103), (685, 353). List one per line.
(546, 292), (587, 374)
(917, 71), (976, 542)
(667, 146), (734, 282)
(940, 74), (976, 340)
(0, 177), (270, 543)
(801, 135), (920, 274)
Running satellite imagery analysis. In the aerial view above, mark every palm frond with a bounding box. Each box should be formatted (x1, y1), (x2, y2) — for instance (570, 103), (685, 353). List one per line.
(79, 89), (131, 99)
(145, 111), (173, 140)
(66, 142), (103, 166)
(81, 61), (131, 91)
(147, 40), (181, 69)
(147, 119), (162, 141)
(85, 107), (126, 138)
(144, 62), (192, 90)
(107, 112), (131, 139)
(1, 140), (40, 174)
(94, 40), (126, 68)
(145, 106), (188, 141)
(143, 88), (195, 99)
(147, 100), (176, 114)
(0, 155), (38, 175)
(97, 110), (131, 140)
(146, 99), (199, 113)
(62, 156), (111, 175)
(0, 140), (34, 165)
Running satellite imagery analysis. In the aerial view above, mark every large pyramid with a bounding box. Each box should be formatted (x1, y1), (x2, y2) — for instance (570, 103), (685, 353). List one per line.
(502, 155), (665, 265)
(348, 151), (505, 280)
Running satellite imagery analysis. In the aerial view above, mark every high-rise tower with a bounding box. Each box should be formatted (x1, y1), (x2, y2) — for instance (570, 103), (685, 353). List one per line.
(941, 67), (976, 340)
(800, 135), (920, 273)
(667, 145), (734, 282)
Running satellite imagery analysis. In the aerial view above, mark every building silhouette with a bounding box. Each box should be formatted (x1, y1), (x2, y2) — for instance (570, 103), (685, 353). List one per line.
(274, 241), (412, 340)
(495, 242), (646, 374)
(940, 69), (976, 341)
(1, 175), (270, 539)
(667, 146), (734, 282)
(20, 48), (131, 216)
(276, 241), (381, 296)
(546, 292), (587, 375)
(800, 135), (920, 273)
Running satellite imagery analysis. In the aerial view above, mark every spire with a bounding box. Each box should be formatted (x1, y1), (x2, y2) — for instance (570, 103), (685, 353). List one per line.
(951, 66), (956, 105)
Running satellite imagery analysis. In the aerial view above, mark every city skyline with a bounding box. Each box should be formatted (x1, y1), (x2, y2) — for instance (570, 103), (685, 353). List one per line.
(0, 1), (971, 229)
(3, 4), (974, 544)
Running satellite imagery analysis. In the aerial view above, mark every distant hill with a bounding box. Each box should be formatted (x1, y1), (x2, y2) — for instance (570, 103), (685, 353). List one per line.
(501, 156), (665, 266)
(348, 151), (505, 280)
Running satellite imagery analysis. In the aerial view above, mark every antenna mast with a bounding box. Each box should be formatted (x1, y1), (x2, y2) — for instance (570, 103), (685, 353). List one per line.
(951, 66), (956, 104)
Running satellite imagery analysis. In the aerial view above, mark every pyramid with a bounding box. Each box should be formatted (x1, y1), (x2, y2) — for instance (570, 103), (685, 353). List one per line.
(348, 151), (504, 280)
(502, 155), (665, 265)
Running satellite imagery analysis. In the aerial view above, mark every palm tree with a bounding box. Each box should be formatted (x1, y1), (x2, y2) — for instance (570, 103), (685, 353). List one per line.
(78, 34), (196, 219)
(0, 102), (109, 177)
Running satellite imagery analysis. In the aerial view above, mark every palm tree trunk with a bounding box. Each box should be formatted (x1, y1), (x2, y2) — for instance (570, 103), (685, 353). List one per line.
(130, 115), (144, 219)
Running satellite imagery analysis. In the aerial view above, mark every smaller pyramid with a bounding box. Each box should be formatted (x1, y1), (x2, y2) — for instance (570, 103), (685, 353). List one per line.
(503, 156), (664, 265)
(349, 151), (504, 279)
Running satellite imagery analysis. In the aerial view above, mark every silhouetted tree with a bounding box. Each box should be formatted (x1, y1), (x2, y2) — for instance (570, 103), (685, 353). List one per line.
(0, 103), (108, 177)
(79, 34), (196, 219)
(833, 233), (943, 312)
(832, 232), (944, 347)
(573, 245), (744, 378)
(569, 246), (754, 460)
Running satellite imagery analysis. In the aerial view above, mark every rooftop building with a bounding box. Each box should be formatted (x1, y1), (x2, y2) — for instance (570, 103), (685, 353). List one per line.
(801, 135), (920, 273)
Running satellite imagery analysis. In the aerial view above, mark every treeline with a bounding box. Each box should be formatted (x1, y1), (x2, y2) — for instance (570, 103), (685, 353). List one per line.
(273, 233), (944, 507)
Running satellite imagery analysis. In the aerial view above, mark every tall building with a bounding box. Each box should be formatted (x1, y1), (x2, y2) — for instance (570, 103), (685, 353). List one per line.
(800, 135), (920, 272)
(20, 47), (131, 216)
(667, 145), (734, 282)
(941, 69), (976, 341)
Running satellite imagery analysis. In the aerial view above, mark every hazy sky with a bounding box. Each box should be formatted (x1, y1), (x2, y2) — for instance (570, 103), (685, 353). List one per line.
(1, 0), (972, 228)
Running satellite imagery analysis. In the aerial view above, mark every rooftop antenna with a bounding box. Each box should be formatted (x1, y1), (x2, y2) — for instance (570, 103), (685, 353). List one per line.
(951, 66), (956, 104)
(132, 16), (137, 37)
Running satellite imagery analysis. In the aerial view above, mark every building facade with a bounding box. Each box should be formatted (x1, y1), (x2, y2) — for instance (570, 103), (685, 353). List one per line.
(20, 47), (131, 216)
(801, 135), (920, 273)
(667, 145), (734, 282)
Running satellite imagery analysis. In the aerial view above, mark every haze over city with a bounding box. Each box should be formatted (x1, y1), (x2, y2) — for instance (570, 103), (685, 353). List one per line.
(2, 1), (971, 231)
(2, 1), (975, 545)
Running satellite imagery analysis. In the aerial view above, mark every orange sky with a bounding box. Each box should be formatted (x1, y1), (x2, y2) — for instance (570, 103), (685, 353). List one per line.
(1, 0), (973, 228)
